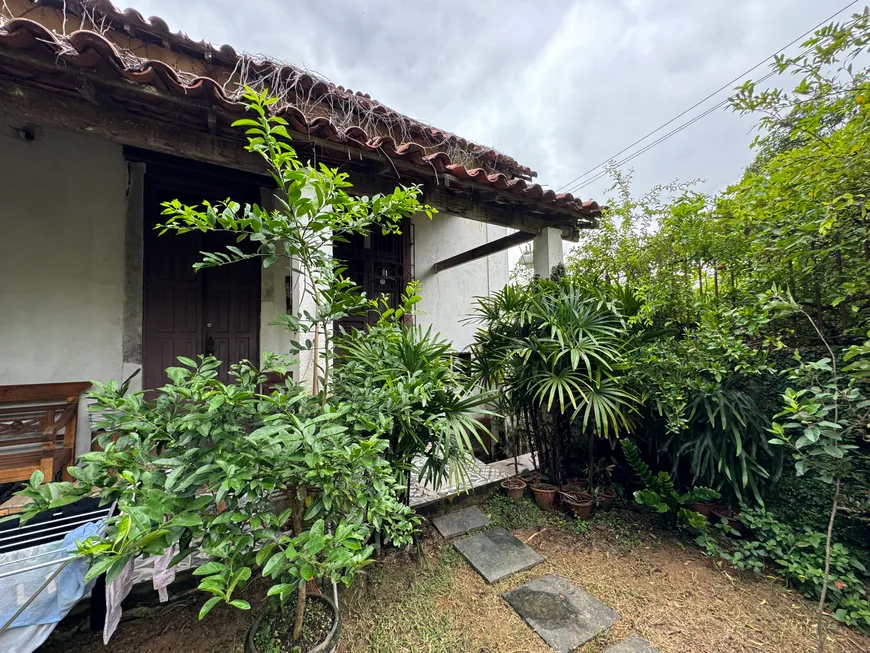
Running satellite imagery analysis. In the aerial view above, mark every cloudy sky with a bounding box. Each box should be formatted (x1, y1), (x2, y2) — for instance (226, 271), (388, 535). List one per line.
(127, 0), (855, 204)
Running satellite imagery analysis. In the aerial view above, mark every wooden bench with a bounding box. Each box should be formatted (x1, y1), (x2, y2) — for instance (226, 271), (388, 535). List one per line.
(0, 382), (91, 484)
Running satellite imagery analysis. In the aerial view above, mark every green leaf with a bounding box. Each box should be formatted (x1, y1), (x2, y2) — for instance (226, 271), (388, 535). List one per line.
(193, 562), (226, 576)
(172, 512), (203, 528)
(84, 556), (116, 583)
(199, 596), (223, 620)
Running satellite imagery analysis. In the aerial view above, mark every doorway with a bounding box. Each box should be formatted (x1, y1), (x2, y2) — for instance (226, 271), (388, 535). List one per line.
(141, 161), (263, 390)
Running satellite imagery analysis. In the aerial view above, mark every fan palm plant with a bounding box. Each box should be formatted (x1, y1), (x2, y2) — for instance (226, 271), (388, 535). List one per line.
(333, 283), (493, 501)
(470, 275), (636, 485)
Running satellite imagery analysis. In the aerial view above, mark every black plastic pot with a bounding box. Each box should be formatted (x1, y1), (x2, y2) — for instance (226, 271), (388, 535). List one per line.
(245, 593), (340, 653)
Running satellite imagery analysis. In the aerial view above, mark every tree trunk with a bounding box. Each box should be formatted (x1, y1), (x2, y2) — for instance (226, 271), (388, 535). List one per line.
(523, 406), (537, 472)
(713, 265), (719, 301)
(530, 407), (544, 476)
(292, 489), (307, 642)
(816, 476), (841, 653)
(293, 583), (307, 642)
(587, 430), (596, 488)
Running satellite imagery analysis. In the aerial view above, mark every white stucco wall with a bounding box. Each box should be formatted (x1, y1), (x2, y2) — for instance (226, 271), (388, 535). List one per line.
(413, 213), (510, 349)
(0, 126), (127, 386)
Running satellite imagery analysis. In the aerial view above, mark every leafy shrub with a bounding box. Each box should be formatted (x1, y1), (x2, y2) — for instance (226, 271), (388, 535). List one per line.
(16, 357), (418, 637)
(626, 309), (780, 506)
(621, 439), (718, 528)
(766, 471), (870, 569)
(699, 507), (870, 628)
(471, 275), (635, 485)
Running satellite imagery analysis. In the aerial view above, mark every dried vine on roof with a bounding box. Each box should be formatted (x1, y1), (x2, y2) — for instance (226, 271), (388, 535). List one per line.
(3, 0), (519, 177)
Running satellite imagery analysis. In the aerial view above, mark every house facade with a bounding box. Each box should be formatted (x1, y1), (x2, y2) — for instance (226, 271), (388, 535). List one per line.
(0, 0), (599, 459)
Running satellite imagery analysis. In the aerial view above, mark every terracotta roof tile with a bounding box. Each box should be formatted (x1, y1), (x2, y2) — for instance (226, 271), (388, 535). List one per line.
(0, 7), (602, 218)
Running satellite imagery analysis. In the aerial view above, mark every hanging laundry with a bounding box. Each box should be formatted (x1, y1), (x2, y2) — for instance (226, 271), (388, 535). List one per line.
(103, 556), (134, 645)
(151, 544), (179, 603)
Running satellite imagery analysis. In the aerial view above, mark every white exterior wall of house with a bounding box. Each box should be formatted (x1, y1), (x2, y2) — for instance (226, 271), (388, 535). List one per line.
(0, 127), (127, 455)
(413, 213), (511, 349)
(0, 127), (127, 385)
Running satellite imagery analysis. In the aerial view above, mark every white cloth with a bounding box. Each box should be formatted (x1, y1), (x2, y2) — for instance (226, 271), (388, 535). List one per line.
(151, 544), (179, 603)
(103, 557), (134, 645)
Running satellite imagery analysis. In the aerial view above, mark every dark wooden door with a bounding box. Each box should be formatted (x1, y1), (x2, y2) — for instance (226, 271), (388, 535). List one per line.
(143, 182), (261, 390)
(203, 234), (261, 382)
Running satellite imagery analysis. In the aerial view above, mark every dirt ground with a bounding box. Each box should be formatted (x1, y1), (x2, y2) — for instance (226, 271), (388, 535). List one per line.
(39, 502), (870, 653)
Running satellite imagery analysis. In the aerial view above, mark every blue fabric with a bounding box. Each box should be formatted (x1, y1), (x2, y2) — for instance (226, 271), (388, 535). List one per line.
(0, 520), (101, 629)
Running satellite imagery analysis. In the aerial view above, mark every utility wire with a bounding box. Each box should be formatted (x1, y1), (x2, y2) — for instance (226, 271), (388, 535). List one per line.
(556, 0), (857, 195)
(567, 61), (793, 193)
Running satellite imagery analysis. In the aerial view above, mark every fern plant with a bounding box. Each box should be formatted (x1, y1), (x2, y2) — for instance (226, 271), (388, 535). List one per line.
(622, 439), (719, 528)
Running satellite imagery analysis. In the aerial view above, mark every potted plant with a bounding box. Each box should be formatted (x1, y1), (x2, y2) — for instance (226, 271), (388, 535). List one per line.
(690, 501), (714, 518)
(501, 476), (527, 500)
(562, 491), (594, 520)
(589, 460), (617, 509)
(710, 504), (744, 534)
(562, 477), (590, 495)
(595, 486), (617, 510)
(530, 481), (559, 510)
(246, 592), (339, 653)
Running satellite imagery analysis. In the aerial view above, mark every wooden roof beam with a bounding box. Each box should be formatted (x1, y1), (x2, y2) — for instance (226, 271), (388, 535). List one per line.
(433, 230), (535, 273)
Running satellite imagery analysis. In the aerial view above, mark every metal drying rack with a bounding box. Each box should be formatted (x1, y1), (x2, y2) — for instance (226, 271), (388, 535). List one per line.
(0, 500), (115, 636)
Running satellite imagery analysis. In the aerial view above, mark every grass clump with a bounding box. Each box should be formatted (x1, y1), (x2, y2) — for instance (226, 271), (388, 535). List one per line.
(483, 494), (589, 535)
(340, 547), (470, 653)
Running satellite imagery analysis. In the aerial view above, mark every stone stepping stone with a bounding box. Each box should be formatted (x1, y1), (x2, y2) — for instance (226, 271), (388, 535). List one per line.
(603, 635), (661, 652)
(432, 505), (490, 539)
(502, 574), (619, 653)
(453, 527), (544, 583)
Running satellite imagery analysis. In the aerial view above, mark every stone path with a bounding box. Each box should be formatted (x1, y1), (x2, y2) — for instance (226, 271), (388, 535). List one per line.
(503, 574), (619, 653)
(453, 527), (544, 584)
(444, 505), (661, 652)
(424, 453), (660, 651)
(432, 505), (490, 538)
(603, 635), (661, 652)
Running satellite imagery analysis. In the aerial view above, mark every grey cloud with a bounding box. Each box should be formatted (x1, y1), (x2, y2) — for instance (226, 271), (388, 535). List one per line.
(128, 0), (845, 202)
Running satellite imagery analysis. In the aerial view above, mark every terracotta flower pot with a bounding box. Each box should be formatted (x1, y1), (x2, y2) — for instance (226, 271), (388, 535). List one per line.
(691, 501), (713, 518)
(710, 504), (744, 533)
(530, 482), (558, 510)
(563, 478), (591, 494)
(562, 492), (594, 520)
(501, 477), (527, 501)
(596, 487), (617, 510)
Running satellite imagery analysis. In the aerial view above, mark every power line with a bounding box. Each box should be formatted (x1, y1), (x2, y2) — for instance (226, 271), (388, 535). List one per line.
(567, 100), (731, 193)
(566, 62), (792, 194)
(566, 63), (787, 192)
(556, 0), (857, 195)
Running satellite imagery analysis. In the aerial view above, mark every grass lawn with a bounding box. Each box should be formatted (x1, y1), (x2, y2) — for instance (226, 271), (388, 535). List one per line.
(41, 495), (870, 653)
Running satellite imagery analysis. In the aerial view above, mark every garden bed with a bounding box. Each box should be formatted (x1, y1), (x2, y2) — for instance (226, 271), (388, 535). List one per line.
(40, 498), (870, 653)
